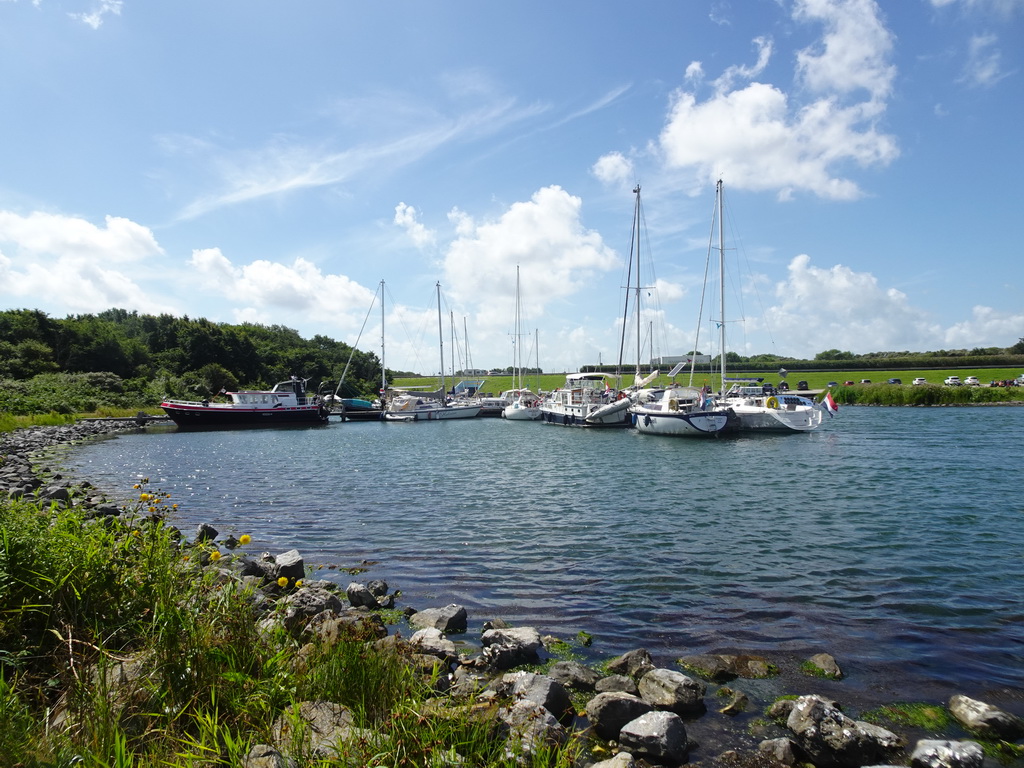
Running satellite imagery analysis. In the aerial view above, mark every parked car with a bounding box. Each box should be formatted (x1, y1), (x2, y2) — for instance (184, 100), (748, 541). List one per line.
(827, 381), (839, 388)
(843, 380), (855, 386)
(797, 380), (809, 390)
(887, 378), (902, 385)
(860, 379), (872, 384)
(944, 376), (962, 386)
(778, 381), (790, 391)
(964, 376), (980, 386)
(912, 377), (927, 385)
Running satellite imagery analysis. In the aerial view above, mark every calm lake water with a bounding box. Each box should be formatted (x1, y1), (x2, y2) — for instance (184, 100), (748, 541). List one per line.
(64, 406), (1024, 711)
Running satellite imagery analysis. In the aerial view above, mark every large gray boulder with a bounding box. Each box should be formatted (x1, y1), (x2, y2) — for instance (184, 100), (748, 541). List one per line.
(409, 627), (458, 662)
(508, 671), (574, 726)
(786, 695), (904, 768)
(280, 587), (344, 631)
(480, 626), (542, 669)
(606, 649), (655, 680)
(911, 739), (984, 768)
(271, 700), (354, 758)
(637, 667), (707, 716)
(547, 660), (602, 691)
(585, 691), (654, 741)
(948, 695), (1024, 740)
(499, 699), (569, 758)
(409, 604), (468, 633)
(617, 710), (689, 764)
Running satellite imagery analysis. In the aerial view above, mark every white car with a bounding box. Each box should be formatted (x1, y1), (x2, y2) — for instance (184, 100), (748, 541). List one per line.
(944, 376), (962, 386)
(911, 377), (928, 386)
(964, 376), (981, 386)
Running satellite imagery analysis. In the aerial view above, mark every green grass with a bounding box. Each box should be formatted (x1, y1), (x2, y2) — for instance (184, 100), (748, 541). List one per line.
(0, 483), (588, 767)
(395, 368), (1024, 404)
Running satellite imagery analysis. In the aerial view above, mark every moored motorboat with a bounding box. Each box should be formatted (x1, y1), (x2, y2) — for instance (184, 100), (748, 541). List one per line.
(383, 390), (481, 421)
(160, 377), (329, 427)
(719, 386), (823, 432)
(539, 373), (632, 427)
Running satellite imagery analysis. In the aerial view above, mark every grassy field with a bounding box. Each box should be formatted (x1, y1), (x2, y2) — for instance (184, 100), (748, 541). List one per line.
(394, 367), (1024, 394)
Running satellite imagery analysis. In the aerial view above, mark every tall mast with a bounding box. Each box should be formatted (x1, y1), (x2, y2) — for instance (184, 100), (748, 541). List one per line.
(717, 180), (726, 394)
(380, 279), (386, 396)
(617, 185), (642, 385)
(437, 282), (446, 397)
(514, 265), (522, 390)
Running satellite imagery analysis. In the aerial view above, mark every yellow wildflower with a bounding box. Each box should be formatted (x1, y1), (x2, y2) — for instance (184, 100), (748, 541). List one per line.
(295, 579), (303, 588)
(277, 576), (289, 588)
(239, 534), (252, 545)
(209, 551), (221, 561)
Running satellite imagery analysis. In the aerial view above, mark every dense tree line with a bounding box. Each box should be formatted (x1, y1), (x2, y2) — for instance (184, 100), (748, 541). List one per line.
(0, 308), (386, 406)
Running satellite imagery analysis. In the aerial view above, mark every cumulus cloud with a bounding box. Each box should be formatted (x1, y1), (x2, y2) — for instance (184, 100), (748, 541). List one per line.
(394, 202), (436, 249)
(592, 152), (634, 186)
(187, 249), (377, 335)
(944, 305), (1024, 347)
(443, 185), (618, 316)
(657, 0), (899, 200)
(756, 254), (945, 356)
(0, 210), (173, 315)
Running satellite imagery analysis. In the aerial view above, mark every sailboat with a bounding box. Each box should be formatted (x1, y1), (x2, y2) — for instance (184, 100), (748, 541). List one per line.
(539, 188), (643, 428)
(503, 266), (541, 421)
(384, 283), (482, 421)
(626, 185), (729, 437)
(708, 180), (824, 433)
(331, 279), (387, 421)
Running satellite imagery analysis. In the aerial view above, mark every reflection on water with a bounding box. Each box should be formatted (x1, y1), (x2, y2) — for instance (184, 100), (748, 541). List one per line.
(65, 406), (1024, 703)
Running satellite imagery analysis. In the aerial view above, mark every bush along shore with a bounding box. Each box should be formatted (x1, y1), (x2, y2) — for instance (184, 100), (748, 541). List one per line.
(2, 425), (1024, 767)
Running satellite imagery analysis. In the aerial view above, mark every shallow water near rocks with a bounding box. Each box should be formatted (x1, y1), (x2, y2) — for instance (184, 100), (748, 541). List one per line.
(65, 405), (1024, 719)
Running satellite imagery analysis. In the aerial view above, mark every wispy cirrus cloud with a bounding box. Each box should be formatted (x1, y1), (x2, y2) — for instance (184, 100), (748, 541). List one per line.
(173, 97), (542, 221)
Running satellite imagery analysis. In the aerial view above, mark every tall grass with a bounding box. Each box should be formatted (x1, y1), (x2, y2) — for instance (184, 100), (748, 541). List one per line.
(0, 486), (585, 766)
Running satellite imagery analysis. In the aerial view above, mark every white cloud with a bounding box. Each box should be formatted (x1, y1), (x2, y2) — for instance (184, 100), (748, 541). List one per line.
(657, 0), (898, 200)
(173, 97), (543, 221)
(757, 254), (945, 355)
(394, 202), (436, 249)
(0, 211), (162, 263)
(944, 305), (1024, 348)
(959, 33), (1010, 87)
(0, 210), (173, 315)
(592, 152), (634, 186)
(794, 0), (896, 101)
(188, 250), (377, 334)
(69, 0), (122, 29)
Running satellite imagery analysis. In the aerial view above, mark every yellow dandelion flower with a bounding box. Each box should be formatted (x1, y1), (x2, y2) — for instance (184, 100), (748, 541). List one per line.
(295, 579), (303, 588)
(133, 483), (140, 489)
(209, 551), (221, 561)
(277, 576), (289, 588)
(239, 534), (251, 545)
(172, 503), (179, 510)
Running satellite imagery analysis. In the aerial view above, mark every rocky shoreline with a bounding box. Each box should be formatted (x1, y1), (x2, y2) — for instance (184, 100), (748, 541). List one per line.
(3, 422), (1023, 767)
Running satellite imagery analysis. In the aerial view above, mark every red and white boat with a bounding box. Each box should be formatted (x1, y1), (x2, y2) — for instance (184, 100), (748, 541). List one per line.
(160, 377), (330, 427)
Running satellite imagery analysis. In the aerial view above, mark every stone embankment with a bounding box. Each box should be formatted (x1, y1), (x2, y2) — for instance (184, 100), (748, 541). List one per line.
(3, 423), (1023, 767)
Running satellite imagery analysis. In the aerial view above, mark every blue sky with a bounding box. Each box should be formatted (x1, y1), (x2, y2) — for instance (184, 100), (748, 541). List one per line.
(1, 0), (1022, 375)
